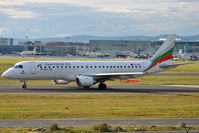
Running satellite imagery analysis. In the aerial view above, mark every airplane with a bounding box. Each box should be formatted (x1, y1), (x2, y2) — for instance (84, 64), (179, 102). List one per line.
(2, 34), (185, 89)
(173, 49), (188, 61)
(20, 46), (37, 56)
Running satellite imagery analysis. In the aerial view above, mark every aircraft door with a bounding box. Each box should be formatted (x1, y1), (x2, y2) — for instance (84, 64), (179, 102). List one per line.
(141, 62), (148, 70)
(30, 62), (36, 74)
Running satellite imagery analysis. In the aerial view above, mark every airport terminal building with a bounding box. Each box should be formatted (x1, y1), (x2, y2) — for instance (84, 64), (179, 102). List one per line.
(0, 37), (16, 54)
(89, 40), (199, 57)
(0, 37), (13, 45)
(0, 37), (199, 57)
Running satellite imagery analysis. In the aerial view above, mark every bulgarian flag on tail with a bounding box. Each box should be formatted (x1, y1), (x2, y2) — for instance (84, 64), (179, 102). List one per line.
(145, 48), (174, 71)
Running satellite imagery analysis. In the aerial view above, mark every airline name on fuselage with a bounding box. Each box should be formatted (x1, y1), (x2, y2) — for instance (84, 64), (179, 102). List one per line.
(37, 62), (71, 71)
(44, 63), (71, 66)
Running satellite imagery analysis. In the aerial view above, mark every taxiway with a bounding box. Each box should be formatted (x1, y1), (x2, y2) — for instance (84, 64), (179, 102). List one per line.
(0, 118), (199, 127)
(0, 84), (199, 94)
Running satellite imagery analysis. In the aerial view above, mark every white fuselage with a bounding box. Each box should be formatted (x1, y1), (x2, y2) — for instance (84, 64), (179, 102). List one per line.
(20, 51), (36, 56)
(3, 61), (150, 81)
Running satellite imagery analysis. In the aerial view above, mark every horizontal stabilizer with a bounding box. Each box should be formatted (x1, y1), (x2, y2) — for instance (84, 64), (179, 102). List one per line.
(159, 63), (190, 68)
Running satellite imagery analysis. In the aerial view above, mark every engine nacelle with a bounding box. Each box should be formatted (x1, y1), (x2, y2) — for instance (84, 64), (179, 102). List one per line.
(76, 76), (94, 87)
(52, 80), (69, 84)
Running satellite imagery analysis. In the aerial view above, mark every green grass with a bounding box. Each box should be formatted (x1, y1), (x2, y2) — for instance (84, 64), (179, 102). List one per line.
(137, 76), (199, 85)
(0, 94), (199, 119)
(164, 61), (199, 73)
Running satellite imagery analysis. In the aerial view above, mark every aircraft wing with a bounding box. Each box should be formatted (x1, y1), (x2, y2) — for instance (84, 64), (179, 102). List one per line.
(88, 72), (144, 80)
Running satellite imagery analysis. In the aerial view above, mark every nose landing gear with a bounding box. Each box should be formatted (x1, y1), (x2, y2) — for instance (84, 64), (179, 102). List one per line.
(21, 80), (27, 89)
(22, 84), (27, 89)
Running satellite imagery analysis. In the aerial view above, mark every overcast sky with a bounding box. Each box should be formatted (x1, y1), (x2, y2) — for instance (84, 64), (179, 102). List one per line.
(0, 0), (199, 38)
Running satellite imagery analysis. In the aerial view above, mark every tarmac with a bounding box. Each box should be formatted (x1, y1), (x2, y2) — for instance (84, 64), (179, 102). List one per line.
(0, 84), (199, 94)
(0, 118), (199, 127)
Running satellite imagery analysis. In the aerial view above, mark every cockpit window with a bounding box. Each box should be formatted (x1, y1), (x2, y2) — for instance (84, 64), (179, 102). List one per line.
(18, 65), (23, 68)
(14, 65), (23, 69)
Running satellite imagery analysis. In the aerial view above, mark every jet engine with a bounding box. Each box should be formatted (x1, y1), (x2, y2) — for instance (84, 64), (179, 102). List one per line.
(52, 80), (69, 84)
(76, 75), (94, 87)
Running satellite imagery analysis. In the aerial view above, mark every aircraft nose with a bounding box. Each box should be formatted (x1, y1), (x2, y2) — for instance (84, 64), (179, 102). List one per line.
(2, 70), (12, 78)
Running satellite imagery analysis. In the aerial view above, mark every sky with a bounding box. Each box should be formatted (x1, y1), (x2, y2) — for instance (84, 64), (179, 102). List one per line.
(0, 0), (199, 38)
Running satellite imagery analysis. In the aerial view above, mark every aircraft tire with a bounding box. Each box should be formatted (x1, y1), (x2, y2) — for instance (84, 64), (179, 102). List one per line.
(83, 86), (90, 89)
(98, 83), (107, 90)
(22, 85), (27, 89)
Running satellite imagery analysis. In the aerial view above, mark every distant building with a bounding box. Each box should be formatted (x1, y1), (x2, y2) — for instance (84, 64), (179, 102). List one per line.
(1, 38), (198, 57)
(18, 41), (34, 46)
(19, 41), (88, 56)
(89, 40), (155, 56)
(0, 37), (13, 45)
(89, 40), (199, 56)
(39, 42), (88, 56)
(0, 45), (24, 54)
(153, 40), (199, 56)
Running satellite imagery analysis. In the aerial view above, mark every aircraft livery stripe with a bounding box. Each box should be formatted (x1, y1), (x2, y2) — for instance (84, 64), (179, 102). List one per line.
(145, 48), (174, 71)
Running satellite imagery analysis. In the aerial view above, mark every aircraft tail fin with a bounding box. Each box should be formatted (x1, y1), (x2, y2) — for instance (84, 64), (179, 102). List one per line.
(145, 34), (176, 71)
(33, 46), (37, 53)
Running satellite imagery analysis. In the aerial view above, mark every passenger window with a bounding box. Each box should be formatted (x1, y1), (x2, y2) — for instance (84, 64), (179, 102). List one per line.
(53, 66), (55, 68)
(139, 66), (141, 68)
(113, 66), (115, 68)
(131, 66), (134, 68)
(77, 66), (79, 68)
(99, 66), (101, 68)
(90, 66), (92, 68)
(61, 66), (63, 68)
(110, 66), (112, 68)
(73, 66), (75, 68)
(128, 66), (130, 68)
(117, 66), (119, 68)
(124, 66), (126, 68)
(49, 66), (51, 69)
(65, 66), (67, 68)
(120, 66), (122, 68)
(86, 66), (88, 68)
(57, 66), (59, 68)
(95, 66), (97, 68)
(135, 66), (137, 68)
(69, 66), (71, 68)
(81, 66), (83, 68)
(45, 66), (47, 69)
(103, 66), (105, 68)
(106, 66), (108, 68)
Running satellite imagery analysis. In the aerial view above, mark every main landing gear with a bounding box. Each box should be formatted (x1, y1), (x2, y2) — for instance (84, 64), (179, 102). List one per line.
(21, 80), (27, 89)
(98, 83), (107, 90)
